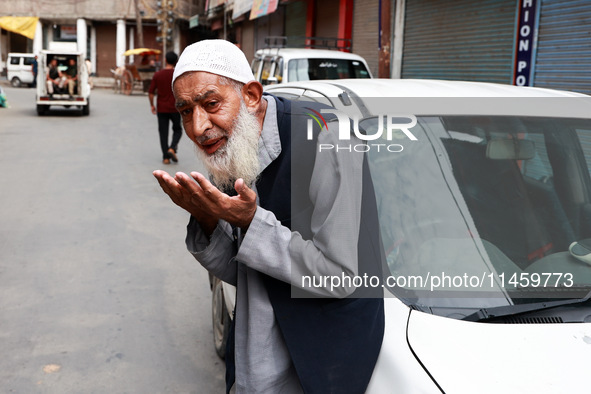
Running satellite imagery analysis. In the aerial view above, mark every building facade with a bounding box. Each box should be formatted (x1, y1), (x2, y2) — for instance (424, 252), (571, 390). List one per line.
(0, 0), (196, 78)
(1, 0), (385, 81)
(4, 0), (588, 96)
(199, 0), (377, 73)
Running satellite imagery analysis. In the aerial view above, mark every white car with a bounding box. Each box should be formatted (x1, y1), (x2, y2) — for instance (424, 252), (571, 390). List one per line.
(251, 47), (372, 86)
(7, 52), (35, 87)
(212, 78), (591, 393)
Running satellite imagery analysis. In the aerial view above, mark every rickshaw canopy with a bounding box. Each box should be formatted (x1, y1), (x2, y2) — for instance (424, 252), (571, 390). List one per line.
(123, 48), (161, 56)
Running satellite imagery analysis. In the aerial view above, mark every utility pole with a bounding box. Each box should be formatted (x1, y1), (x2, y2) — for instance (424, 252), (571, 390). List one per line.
(134, 0), (145, 48)
(157, 0), (175, 56)
(378, 0), (391, 78)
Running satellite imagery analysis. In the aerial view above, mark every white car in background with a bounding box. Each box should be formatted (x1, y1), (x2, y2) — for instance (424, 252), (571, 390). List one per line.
(7, 52), (35, 87)
(251, 47), (372, 86)
(211, 78), (591, 393)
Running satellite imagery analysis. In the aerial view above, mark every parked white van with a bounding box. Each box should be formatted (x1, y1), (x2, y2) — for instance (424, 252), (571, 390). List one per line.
(7, 52), (35, 87)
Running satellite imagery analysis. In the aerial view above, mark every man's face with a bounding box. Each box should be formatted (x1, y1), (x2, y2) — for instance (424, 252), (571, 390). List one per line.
(173, 71), (242, 156)
(173, 71), (263, 192)
(68, 59), (75, 66)
(50, 59), (57, 67)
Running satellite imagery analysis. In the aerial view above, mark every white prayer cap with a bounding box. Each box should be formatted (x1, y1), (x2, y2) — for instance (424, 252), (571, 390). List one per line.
(172, 39), (255, 86)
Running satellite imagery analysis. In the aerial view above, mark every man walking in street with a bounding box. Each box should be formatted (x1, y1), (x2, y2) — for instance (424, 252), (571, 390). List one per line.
(149, 51), (182, 164)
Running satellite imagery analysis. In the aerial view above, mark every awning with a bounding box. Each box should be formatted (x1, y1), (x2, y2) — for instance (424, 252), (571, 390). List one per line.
(208, 0), (277, 21)
(249, 0), (278, 20)
(0, 16), (39, 40)
(207, 0), (228, 11)
(205, 0), (235, 20)
(233, 0), (254, 19)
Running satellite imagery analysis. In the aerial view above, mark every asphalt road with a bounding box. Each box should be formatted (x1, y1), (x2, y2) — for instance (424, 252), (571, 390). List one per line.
(0, 85), (226, 393)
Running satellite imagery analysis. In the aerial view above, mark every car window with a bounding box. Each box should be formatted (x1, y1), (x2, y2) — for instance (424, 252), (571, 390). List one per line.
(297, 90), (334, 106)
(273, 57), (283, 83)
(23, 57), (35, 66)
(266, 87), (334, 106)
(364, 114), (591, 309)
(10, 57), (20, 65)
(287, 58), (371, 81)
(260, 57), (281, 86)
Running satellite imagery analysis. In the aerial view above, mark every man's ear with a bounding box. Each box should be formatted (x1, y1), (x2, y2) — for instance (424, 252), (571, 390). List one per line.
(241, 81), (264, 110)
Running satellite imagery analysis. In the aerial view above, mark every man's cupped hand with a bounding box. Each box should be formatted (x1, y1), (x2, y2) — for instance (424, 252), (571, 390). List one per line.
(153, 170), (257, 235)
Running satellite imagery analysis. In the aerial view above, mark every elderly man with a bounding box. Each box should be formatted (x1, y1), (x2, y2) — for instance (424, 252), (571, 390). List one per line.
(153, 40), (384, 393)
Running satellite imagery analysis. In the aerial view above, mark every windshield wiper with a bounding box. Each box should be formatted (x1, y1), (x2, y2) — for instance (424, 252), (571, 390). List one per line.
(463, 291), (591, 322)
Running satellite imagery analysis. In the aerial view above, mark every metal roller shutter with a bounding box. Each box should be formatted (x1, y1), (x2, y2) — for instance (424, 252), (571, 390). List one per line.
(402, 0), (515, 83)
(533, 0), (591, 94)
(285, 1), (307, 38)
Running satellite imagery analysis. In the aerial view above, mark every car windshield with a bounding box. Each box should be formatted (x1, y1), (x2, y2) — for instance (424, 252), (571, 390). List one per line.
(363, 112), (591, 312)
(288, 58), (370, 81)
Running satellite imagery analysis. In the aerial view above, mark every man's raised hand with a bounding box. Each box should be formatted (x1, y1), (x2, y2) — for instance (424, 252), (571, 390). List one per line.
(152, 170), (257, 233)
(188, 172), (257, 231)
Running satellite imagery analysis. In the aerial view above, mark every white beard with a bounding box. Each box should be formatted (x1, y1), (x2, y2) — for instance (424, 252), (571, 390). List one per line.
(195, 102), (261, 194)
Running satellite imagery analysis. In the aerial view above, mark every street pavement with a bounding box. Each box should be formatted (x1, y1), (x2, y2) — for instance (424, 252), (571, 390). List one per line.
(0, 85), (226, 393)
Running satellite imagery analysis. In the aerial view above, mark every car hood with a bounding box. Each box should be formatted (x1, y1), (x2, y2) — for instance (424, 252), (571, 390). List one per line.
(407, 309), (591, 393)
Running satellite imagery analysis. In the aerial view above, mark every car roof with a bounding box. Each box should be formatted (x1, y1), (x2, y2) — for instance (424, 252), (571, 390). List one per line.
(265, 78), (591, 118)
(255, 48), (368, 61)
(267, 78), (587, 98)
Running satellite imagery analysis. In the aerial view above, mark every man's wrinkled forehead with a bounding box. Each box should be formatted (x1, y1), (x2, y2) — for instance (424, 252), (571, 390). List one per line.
(173, 71), (227, 107)
(172, 70), (212, 91)
(175, 89), (217, 110)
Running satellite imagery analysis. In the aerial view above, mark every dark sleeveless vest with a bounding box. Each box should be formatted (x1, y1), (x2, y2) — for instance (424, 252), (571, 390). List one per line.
(255, 94), (385, 394)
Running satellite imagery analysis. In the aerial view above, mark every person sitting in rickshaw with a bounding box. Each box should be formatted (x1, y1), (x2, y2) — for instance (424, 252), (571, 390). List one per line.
(64, 58), (78, 98)
(46, 58), (65, 97)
